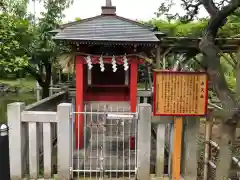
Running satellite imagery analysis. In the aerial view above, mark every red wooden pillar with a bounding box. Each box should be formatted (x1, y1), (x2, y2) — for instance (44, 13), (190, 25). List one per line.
(130, 62), (138, 112)
(129, 61), (138, 150)
(75, 56), (84, 149)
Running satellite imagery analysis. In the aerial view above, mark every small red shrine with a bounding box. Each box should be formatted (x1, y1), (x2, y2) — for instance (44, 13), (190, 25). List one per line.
(52, 0), (164, 149)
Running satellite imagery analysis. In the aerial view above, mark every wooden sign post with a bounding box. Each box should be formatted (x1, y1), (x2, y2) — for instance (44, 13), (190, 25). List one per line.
(153, 71), (208, 180)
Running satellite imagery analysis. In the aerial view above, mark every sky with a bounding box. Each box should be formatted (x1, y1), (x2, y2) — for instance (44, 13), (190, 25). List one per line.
(28, 0), (208, 23)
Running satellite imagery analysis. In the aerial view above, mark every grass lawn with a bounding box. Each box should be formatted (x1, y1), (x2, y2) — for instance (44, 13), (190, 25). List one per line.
(0, 78), (36, 91)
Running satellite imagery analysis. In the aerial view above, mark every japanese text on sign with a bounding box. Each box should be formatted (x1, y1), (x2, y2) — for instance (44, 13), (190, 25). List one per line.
(153, 71), (208, 116)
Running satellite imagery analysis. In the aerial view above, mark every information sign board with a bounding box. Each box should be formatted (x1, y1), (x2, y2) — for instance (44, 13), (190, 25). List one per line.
(153, 71), (208, 116)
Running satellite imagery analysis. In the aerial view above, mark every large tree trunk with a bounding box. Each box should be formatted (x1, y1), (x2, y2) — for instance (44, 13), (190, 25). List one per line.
(190, 0), (240, 178)
(199, 34), (237, 123)
(216, 123), (236, 180)
(199, 33), (237, 179)
(51, 66), (57, 85)
(25, 62), (52, 99)
(40, 63), (52, 99)
(41, 83), (50, 98)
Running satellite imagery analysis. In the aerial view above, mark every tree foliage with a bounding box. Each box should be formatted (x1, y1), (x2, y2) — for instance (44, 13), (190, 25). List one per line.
(149, 16), (240, 38)
(155, 0), (240, 124)
(0, 13), (32, 72)
(0, 0), (73, 98)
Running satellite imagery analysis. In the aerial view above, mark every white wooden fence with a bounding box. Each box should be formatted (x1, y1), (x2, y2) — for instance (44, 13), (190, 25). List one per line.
(7, 102), (63, 179)
(7, 89), (174, 179)
(7, 102), (154, 180)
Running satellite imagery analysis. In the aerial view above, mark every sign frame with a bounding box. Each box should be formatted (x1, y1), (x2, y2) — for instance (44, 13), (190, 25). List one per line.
(153, 70), (208, 116)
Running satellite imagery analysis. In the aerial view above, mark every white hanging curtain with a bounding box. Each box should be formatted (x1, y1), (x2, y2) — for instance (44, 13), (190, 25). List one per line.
(123, 54), (129, 71)
(85, 56), (93, 70)
(112, 55), (117, 72)
(99, 55), (105, 72)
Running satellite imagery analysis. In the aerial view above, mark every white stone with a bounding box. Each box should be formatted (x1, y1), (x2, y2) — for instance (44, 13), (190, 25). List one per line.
(0, 124), (8, 136)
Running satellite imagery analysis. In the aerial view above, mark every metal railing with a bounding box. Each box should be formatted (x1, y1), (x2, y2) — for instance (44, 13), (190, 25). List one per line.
(71, 103), (138, 179)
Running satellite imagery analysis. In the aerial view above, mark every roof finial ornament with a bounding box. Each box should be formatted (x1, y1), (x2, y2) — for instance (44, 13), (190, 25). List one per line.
(102, 0), (116, 15)
(106, 0), (112, 6)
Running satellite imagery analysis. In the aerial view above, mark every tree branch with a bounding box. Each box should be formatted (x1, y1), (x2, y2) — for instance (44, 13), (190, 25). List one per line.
(180, 0), (202, 22)
(206, 0), (240, 37)
(201, 0), (219, 16)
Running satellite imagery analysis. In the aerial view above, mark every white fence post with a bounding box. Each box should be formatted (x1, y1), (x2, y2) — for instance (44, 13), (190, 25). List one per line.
(137, 103), (151, 180)
(156, 123), (166, 177)
(36, 81), (41, 101)
(28, 121), (39, 178)
(43, 122), (53, 178)
(7, 102), (25, 179)
(57, 103), (72, 179)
